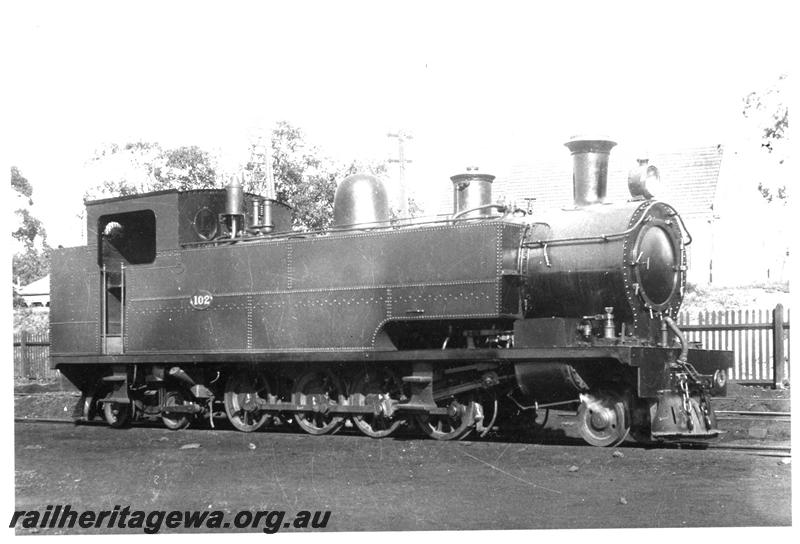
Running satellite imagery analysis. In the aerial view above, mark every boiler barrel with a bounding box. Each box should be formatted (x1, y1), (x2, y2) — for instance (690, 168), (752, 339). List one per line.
(521, 200), (684, 322)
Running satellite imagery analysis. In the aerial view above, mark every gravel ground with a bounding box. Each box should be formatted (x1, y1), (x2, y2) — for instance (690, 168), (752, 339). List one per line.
(13, 422), (792, 534)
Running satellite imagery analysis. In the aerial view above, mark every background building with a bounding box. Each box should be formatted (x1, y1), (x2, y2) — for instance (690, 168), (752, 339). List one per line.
(17, 275), (50, 307)
(435, 144), (788, 287)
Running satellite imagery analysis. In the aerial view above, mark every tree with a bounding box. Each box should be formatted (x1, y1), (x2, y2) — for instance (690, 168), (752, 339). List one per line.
(249, 121), (389, 231)
(264, 121), (338, 231)
(743, 73), (789, 202)
(85, 122), (389, 232)
(84, 142), (218, 200)
(84, 141), (165, 199)
(152, 146), (218, 191)
(12, 167), (50, 306)
(11, 165), (34, 205)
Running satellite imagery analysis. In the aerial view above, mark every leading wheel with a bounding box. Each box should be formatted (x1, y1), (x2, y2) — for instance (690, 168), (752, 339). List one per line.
(161, 390), (191, 430)
(350, 368), (404, 438)
(103, 401), (130, 428)
(293, 369), (346, 435)
(577, 392), (630, 447)
(224, 371), (272, 432)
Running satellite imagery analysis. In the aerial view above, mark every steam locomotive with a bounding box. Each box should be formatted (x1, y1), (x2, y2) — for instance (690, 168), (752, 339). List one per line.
(50, 137), (732, 446)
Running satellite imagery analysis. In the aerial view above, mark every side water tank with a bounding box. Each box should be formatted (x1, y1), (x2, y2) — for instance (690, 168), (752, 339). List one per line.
(332, 174), (391, 229)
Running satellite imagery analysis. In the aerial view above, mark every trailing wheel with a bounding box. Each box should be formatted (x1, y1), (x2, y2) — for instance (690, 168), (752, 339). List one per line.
(161, 390), (191, 430)
(103, 402), (131, 428)
(350, 368), (404, 439)
(576, 392), (630, 447)
(81, 394), (99, 421)
(293, 369), (346, 435)
(224, 370), (272, 432)
(415, 396), (480, 441)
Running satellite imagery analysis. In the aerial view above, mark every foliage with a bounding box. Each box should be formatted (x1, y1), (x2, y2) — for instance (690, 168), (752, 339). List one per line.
(11, 167), (51, 306)
(742, 74), (789, 202)
(14, 308), (50, 336)
(85, 142), (217, 199)
(12, 168), (49, 254)
(12, 167), (45, 248)
(391, 197), (424, 221)
(743, 74), (788, 153)
(336, 157), (389, 179)
(264, 122), (338, 231)
(13, 250), (50, 288)
(249, 121), (390, 231)
(11, 166), (33, 204)
(152, 146), (218, 191)
(13, 208), (46, 247)
(85, 122), (390, 232)
(680, 282), (789, 315)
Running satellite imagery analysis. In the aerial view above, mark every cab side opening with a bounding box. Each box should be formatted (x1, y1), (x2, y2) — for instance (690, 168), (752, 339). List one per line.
(98, 209), (156, 353)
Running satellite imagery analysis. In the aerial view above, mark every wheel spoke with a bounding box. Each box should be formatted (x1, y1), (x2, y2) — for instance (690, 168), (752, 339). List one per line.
(294, 369), (345, 436)
(224, 371), (271, 432)
(350, 368), (404, 439)
(162, 390), (191, 430)
(103, 401), (130, 428)
(415, 398), (475, 441)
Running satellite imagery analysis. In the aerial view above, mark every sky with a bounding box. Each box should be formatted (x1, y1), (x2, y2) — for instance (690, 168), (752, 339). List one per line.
(4, 0), (793, 249)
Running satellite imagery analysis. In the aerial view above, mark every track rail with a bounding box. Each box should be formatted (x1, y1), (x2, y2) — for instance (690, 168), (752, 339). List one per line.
(14, 417), (791, 456)
(715, 410), (791, 417)
(705, 443), (791, 454)
(15, 417), (102, 426)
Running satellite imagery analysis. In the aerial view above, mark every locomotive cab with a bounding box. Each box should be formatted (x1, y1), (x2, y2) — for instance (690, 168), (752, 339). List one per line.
(51, 188), (290, 369)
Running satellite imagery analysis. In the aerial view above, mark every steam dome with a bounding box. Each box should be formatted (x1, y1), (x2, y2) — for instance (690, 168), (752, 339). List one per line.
(332, 174), (391, 229)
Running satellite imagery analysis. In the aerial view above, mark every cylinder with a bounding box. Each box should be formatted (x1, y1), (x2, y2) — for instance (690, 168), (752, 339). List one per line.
(261, 199), (274, 232)
(564, 137), (616, 207)
(450, 167), (495, 217)
(250, 197), (262, 227)
(225, 176), (245, 216)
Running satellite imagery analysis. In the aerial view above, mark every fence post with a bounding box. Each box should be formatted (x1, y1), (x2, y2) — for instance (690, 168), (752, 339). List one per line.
(773, 303), (786, 389)
(20, 331), (29, 378)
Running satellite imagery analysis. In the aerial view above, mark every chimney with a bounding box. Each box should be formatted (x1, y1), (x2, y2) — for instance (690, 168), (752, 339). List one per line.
(564, 137), (616, 206)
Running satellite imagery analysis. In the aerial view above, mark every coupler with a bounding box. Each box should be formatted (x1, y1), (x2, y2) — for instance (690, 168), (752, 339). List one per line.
(650, 372), (718, 439)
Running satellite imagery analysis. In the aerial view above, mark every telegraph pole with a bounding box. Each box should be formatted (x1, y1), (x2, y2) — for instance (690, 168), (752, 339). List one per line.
(387, 131), (413, 217)
(246, 128), (275, 199)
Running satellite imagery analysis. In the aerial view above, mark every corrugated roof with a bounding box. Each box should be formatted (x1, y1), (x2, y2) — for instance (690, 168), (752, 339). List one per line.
(19, 275), (49, 295)
(435, 145), (724, 217)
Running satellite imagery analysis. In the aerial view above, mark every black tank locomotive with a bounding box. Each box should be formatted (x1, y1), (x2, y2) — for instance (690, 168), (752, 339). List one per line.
(50, 137), (732, 446)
